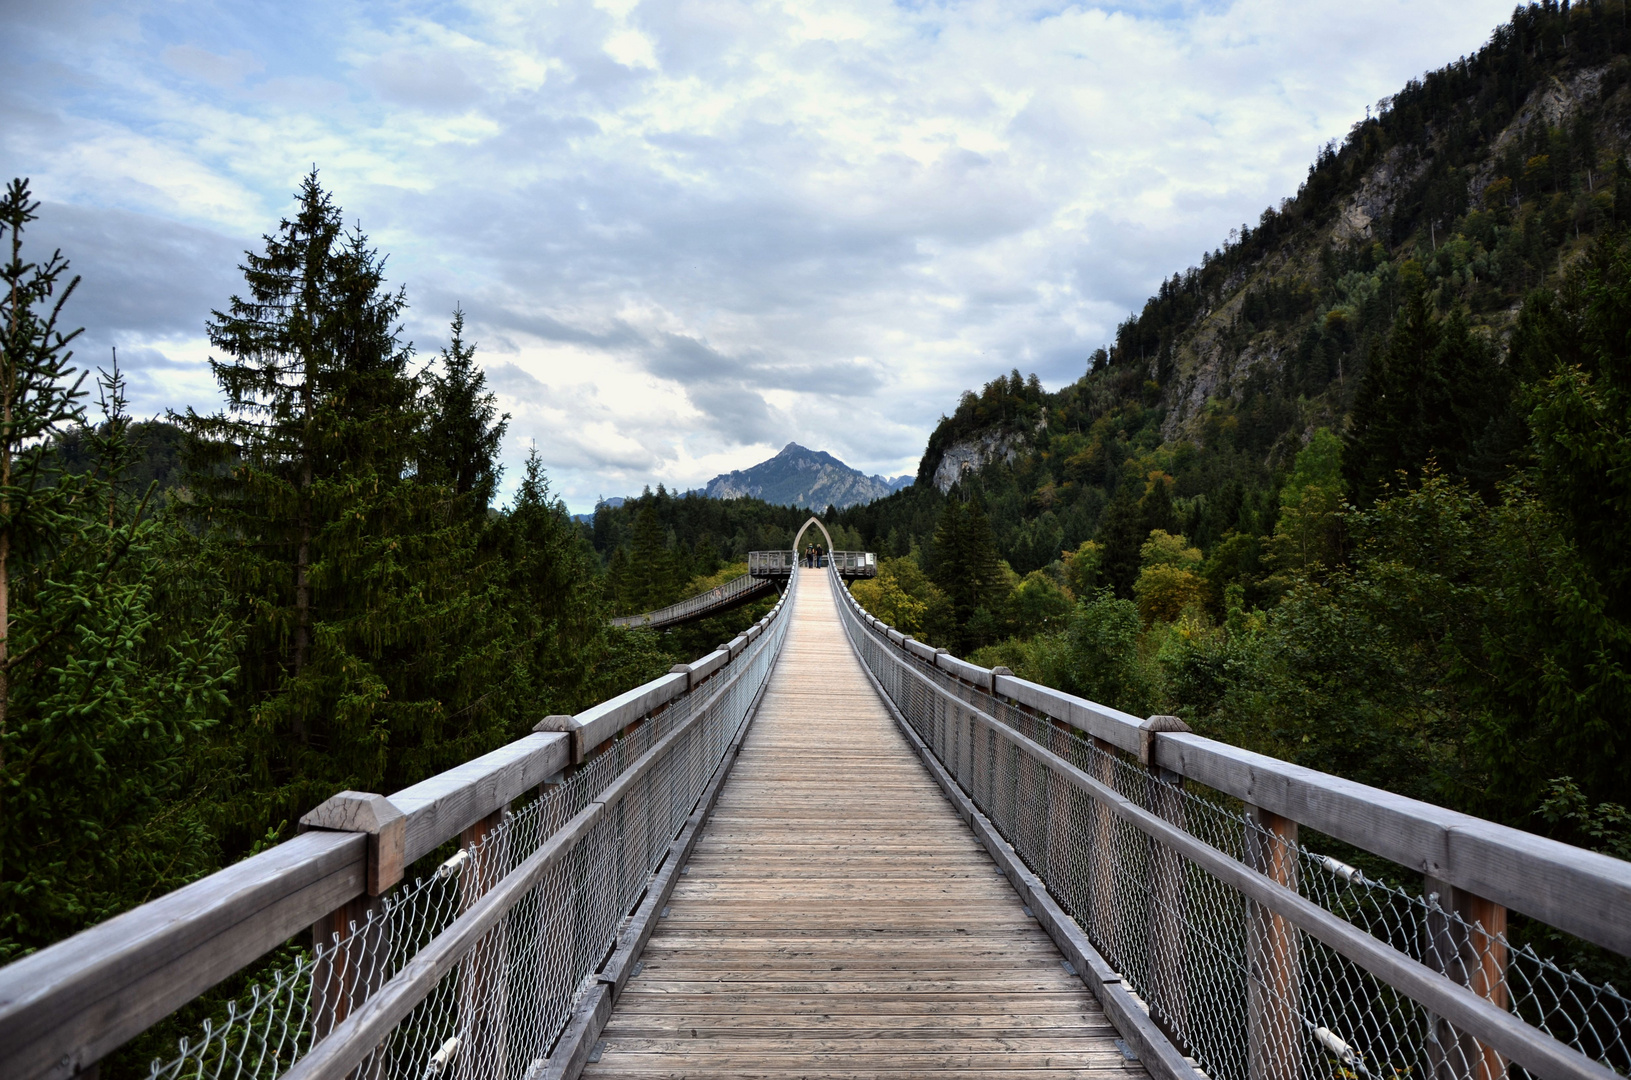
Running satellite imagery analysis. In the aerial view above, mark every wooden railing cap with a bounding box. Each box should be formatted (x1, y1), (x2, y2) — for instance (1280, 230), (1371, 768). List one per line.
(1139, 715), (1191, 769)
(300, 791), (406, 895)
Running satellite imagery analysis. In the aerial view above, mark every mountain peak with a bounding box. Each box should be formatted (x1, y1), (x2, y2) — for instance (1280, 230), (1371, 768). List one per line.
(703, 446), (910, 509)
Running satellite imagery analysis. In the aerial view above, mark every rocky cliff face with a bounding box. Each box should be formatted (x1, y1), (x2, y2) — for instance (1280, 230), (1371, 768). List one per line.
(902, 7), (1631, 517)
(930, 430), (1029, 492)
(1154, 56), (1631, 448)
(703, 443), (911, 510)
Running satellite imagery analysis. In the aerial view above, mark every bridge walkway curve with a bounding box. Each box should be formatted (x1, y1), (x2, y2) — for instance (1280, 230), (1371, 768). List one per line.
(584, 566), (1145, 1079)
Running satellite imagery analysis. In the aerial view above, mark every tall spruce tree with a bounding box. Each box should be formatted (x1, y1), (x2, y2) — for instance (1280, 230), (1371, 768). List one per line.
(1344, 276), (1516, 503)
(177, 172), (470, 837)
(931, 495), (1004, 649)
(1094, 483), (1145, 599)
(626, 498), (672, 612)
(1, 183), (234, 958)
(1139, 473), (1178, 537)
(422, 307), (507, 516)
(488, 449), (607, 712)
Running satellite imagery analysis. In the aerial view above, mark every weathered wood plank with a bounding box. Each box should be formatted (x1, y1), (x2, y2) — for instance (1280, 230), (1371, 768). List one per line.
(391, 732), (570, 865)
(583, 568), (1143, 1080)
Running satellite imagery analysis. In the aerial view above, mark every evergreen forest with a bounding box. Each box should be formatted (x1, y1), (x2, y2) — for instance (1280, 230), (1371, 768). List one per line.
(0, 173), (745, 1025)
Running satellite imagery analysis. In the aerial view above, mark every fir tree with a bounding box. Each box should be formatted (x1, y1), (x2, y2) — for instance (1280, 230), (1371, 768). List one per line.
(1094, 483), (1145, 600)
(1346, 281), (1440, 503)
(1344, 276), (1514, 503)
(1, 183), (235, 957)
(490, 449), (606, 714)
(177, 172), (470, 836)
(1139, 472), (1178, 537)
(422, 307), (508, 516)
(930, 497), (967, 603)
(627, 499), (672, 611)
(0, 178), (86, 749)
(931, 495), (1005, 649)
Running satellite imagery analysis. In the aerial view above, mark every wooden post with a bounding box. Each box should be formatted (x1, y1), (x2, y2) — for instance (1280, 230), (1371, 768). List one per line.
(300, 792), (405, 1043)
(308, 894), (387, 1039)
(1144, 764), (1189, 1049)
(1246, 804), (1300, 1080)
(1426, 877), (1510, 1080)
(459, 808), (510, 1080)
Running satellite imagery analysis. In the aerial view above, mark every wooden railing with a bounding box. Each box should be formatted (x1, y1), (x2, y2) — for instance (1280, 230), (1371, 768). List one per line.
(0, 588), (800, 1080)
(832, 562), (1631, 1080)
(609, 570), (773, 629)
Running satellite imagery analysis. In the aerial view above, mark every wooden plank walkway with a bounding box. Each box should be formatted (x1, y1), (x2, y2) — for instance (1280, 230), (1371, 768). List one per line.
(583, 568), (1145, 1080)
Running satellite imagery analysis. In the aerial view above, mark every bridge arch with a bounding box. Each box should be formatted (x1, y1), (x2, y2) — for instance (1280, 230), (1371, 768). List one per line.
(791, 515), (835, 555)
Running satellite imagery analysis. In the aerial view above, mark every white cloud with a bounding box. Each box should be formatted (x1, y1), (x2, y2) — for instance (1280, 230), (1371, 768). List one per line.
(0, 0), (1517, 510)
(162, 44), (264, 88)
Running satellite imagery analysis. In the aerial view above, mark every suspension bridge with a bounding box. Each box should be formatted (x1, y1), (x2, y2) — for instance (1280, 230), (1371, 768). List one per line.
(0, 517), (1627, 1080)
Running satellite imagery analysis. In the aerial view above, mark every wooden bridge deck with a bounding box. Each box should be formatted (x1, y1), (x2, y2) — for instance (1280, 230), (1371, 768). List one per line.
(584, 568), (1144, 1080)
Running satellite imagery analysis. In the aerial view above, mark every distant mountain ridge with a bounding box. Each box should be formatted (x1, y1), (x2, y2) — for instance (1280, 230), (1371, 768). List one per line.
(703, 443), (911, 510)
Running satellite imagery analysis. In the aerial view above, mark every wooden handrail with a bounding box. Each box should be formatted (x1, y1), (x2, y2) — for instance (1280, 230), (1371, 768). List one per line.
(841, 589), (1623, 1080)
(0, 585), (799, 1080)
(834, 567), (1631, 962)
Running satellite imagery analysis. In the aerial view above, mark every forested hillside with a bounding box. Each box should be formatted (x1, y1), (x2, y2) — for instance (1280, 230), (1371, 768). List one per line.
(842, 0), (1631, 883)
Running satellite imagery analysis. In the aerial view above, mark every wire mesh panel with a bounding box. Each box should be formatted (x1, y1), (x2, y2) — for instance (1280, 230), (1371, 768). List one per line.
(610, 568), (775, 626)
(149, 586), (792, 1080)
(833, 582), (1629, 1080)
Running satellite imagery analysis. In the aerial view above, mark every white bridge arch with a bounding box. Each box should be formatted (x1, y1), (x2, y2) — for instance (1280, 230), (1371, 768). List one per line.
(790, 515), (835, 554)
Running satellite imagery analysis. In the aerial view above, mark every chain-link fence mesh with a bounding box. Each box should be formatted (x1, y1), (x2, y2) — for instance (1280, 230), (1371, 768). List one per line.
(610, 567), (769, 627)
(149, 585), (791, 1080)
(835, 581), (1628, 1080)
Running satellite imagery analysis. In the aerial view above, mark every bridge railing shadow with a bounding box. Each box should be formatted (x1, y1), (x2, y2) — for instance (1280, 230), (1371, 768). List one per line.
(830, 560), (1630, 1080)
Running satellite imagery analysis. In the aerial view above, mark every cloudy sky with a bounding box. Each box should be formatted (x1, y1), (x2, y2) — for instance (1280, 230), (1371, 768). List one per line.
(4, 0), (1514, 511)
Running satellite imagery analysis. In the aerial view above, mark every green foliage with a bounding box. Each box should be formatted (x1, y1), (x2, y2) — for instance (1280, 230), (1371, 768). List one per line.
(850, 556), (954, 645)
(1008, 570), (1073, 636)
(1093, 483), (1145, 599)
(591, 486), (815, 601)
(1060, 539), (1102, 598)
(421, 307), (508, 516)
(1134, 531), (1205, 625)
(1060, 591), (1153, 711)
(1344, 276), (1518, 502)
(930, 496), (1008, 650)
(0, 182), (236, 960)
(615, 500), (677, 613)
(1538, 777), (1631, 861)
(1518, 232), (1631, 622)
(1267, 430), (1346, 577)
